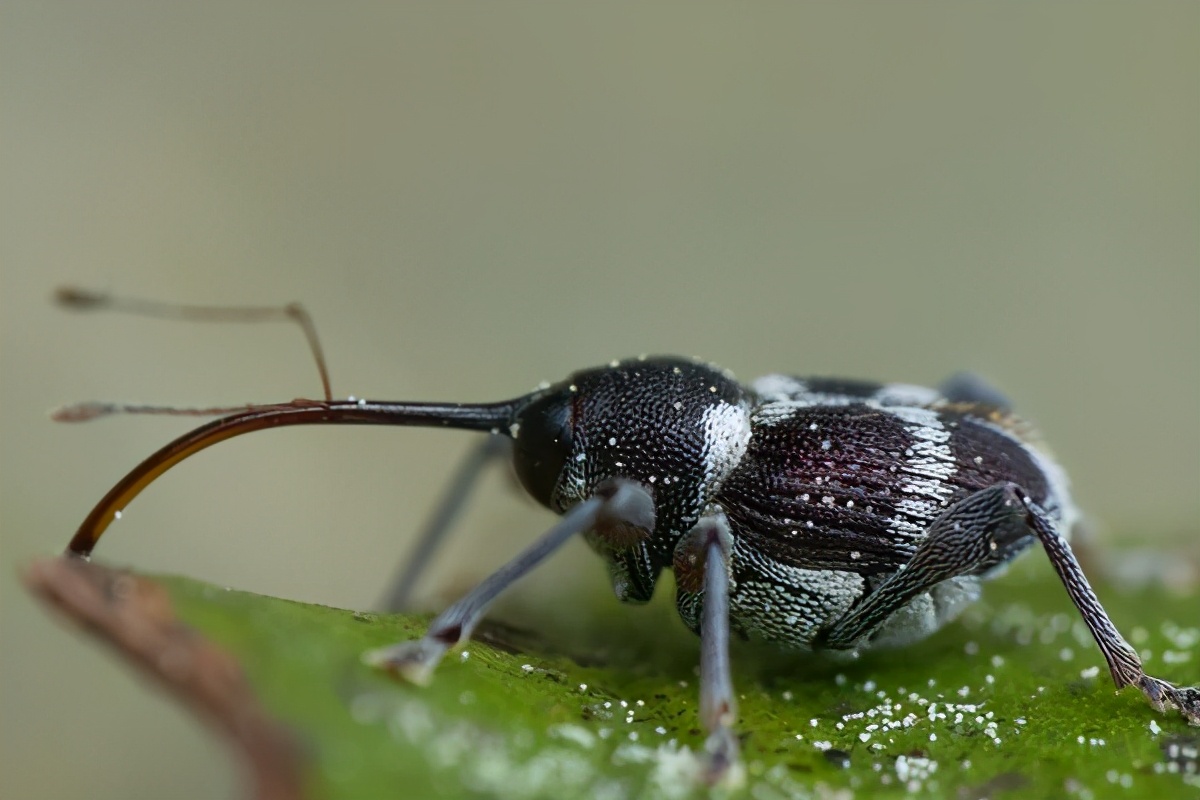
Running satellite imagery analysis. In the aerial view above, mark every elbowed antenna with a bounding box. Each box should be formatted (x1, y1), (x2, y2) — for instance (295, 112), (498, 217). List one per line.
(63, 397), (523, 558)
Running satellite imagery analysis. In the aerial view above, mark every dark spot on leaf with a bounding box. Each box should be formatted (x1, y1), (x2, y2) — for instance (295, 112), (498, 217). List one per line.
(823, 749), (851, 769)
(956, 772), (1028, 799)
(1160, 734), (1200, 775)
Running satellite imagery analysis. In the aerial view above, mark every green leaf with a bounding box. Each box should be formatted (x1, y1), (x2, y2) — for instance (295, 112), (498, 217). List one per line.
(155, 556), (1200, 799)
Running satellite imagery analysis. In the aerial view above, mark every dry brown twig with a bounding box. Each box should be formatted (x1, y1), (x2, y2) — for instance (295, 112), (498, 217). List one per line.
(23, 557), (309, 800)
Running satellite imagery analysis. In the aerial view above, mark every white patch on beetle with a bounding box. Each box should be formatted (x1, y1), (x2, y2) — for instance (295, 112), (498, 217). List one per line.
(699, 400), (752, 494)
(750, 377), (948, 428)
(721, 540), (867, 648)
(872, 383), (942, 407)
(884, 406), (957, 538)
(869, 576), (981, 648)
(750, 374), (808, 402)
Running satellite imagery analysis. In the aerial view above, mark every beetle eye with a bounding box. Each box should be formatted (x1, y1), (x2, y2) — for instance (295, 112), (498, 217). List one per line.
(511, 390), (574, 508)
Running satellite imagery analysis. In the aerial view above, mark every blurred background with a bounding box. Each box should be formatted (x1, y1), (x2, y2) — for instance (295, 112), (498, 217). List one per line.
(2, 3), (1196, 798)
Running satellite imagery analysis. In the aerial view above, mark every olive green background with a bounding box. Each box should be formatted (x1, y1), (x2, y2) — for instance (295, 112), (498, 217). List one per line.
(2, 3), (1196, 798)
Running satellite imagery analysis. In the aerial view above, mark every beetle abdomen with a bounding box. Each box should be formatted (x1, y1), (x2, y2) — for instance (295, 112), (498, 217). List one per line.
(674, 376), (1078, 650)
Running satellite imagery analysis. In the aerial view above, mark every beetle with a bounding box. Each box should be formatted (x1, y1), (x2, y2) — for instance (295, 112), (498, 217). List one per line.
(57, 291), (1199, 783)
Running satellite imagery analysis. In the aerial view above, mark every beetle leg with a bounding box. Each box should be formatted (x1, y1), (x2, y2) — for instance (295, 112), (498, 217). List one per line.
(365, 479), (655, 685)
(676, 512), (744, 785)
(820, 482), (1200, 726)
(818, 484), (1026, 648)
(379, 435), (511, 611)
(1014, 488), (1200, 725)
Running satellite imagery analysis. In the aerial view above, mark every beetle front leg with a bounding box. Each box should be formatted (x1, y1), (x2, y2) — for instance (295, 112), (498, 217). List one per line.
(675, 512), (744, 785)
(365, 479), (655, 684)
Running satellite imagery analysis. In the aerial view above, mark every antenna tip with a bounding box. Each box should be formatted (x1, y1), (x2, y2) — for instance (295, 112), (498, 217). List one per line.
(51, 402), (115, 422)
(55, 286), (109, 309)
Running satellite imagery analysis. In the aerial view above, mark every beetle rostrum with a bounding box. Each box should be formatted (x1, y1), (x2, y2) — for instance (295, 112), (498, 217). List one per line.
(61, 353), (1200, 784)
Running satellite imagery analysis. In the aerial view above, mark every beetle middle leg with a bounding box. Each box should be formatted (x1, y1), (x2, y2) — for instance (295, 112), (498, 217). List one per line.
(378, 435), (512, 612)
(818, 483), (1200, 725)
(366, 479), (655, 684)
(674, 512), (744, 785)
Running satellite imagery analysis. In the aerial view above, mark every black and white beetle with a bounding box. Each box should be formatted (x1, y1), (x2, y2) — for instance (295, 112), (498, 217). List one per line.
(58, 295), (1199, 782)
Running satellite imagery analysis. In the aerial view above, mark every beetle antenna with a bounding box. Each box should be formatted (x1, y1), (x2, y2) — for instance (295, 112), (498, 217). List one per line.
(51, 401), (288, 422)
(65, 397), (523, 559)
(55, 286), (333, 402)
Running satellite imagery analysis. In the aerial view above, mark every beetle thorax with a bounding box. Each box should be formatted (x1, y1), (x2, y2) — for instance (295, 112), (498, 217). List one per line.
(515, 357), (752, 602)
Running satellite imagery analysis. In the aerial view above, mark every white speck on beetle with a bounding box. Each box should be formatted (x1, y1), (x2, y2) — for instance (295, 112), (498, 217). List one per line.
(509, 423), (521, 439)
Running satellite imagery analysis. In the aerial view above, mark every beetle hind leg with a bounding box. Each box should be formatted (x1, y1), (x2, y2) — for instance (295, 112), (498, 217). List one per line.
(820, 482), (1200, 726)
(1016, 493), (1200, 726)
(817, 484), (1030, 650)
